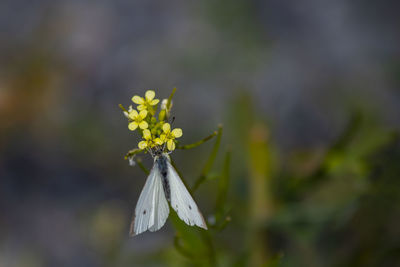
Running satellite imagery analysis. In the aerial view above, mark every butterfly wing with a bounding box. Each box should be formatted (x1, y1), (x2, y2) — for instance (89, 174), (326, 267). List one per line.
(130, 164), (170, 236)
(167, 160), (207, 229)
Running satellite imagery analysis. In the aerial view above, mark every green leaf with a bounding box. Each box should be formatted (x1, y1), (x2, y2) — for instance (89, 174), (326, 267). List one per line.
(191, 125), (223, 192)
(215, 148), (231, 221)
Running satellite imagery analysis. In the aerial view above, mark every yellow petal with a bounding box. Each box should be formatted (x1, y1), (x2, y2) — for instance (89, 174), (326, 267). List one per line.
(138, 141), (147, 149)
(128, 122), (138, 131)
(142, 129), (151, 139)
(145, 90), (155, 101)
(162, 123), (171, 133)
(160, 134), (167, 142)
(171, 128), (183, 138)
(139, 110), (148, 119)
(132, 96), (144, 104)
(137, 104), (147, 111)
(167, 140), (175, 151)
(139, 121), (148, 129)
(154, 138), (163, 145)
(150, 99), (159, 105)
(128, 110), (138, 119)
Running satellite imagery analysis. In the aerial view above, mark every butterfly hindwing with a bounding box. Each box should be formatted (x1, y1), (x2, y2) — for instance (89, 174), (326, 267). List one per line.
(130, 164), (170, 236)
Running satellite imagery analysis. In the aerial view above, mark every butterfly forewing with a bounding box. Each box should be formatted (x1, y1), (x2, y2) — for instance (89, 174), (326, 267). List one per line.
(130, 164), (170, 236)
(166, 160), (207, 229)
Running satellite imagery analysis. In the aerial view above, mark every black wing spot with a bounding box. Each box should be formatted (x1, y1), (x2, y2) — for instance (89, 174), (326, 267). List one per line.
(143, 210), (146, 215)
(189, 205), (192, 210)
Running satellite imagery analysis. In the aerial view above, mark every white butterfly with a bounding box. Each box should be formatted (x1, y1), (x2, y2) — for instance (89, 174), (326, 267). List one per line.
(130, 153), (208, 236)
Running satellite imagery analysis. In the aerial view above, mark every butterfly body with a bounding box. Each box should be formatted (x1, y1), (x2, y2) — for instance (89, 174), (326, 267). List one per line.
(130, 153), (207, 236)
(156, 154), (171, 201)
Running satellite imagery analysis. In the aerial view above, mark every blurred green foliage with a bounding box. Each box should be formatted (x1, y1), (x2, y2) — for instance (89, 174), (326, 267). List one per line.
(129, 93), (400, 267)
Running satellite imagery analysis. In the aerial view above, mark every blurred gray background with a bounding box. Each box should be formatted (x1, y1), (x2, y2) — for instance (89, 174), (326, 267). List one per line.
(1, 0), (400, 266)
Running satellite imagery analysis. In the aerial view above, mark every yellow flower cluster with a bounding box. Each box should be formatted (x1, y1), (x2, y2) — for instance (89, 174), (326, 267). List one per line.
(123, 90), (182, 152)
(132, 90), (159, 112)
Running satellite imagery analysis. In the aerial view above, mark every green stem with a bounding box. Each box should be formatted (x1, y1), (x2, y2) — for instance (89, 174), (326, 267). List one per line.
(167, 87), (177, 111)
(200, 231), (217, 267)
(136, 158), (150, 175)
(215, 148), (231, 220)
(191, 175), (206, 194)
(125, 148), (144, 160)
(201, 125), (223, 175)
(177, 130), (218, 150)
(191, 125), (223, 192)
(118, 104), (128, 113)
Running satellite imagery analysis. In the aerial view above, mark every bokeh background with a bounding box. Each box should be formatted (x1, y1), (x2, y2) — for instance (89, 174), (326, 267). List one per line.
(1, 0), (400, 266)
